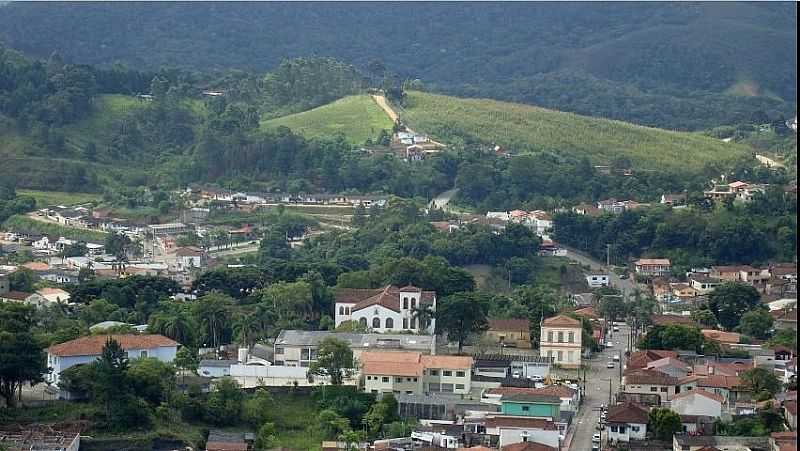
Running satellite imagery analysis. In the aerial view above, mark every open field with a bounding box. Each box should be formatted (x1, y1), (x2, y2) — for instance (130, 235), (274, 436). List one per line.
(17, 190), (102, 207)
(2, 215), (108, 242)
(399, 91), (752, 170)
(261, 95), (393, 145)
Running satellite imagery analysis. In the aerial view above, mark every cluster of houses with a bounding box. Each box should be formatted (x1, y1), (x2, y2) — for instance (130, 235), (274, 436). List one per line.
(703, 180), (768, 203)
(184, 186), (390, 210)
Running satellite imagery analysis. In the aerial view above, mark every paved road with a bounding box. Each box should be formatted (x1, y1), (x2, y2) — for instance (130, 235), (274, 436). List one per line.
(569, 323), (630, 451)
(756, 154), (785, 169)
(557, 244), (639, 295)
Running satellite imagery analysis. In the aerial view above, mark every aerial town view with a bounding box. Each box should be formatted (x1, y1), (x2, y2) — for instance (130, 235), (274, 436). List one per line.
(0, 2), (797, 451)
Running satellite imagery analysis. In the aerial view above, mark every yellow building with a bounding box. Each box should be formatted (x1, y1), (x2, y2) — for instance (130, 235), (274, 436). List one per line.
(485, 319), (531, 349)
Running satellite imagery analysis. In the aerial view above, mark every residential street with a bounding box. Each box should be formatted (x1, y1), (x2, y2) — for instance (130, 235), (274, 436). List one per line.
(557, 244), (639, 295)
(569, 323), (630, 451)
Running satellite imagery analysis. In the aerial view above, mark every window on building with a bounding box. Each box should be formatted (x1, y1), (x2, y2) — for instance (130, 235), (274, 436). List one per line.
(140, 350), (148, 358)
(650, 387), (658, 392)
(443, 370), (452, 377)
(371, 390), (378, 394)
(411, 299), (416, 309)
(275, 346), (284, 355)
(410, 318), (417, 329)
(568, 332), (574, 343)
(382, 377), (389, 383)
(373, 317), (381, 329)
(406, 391), (413, 394)
(558, 331), (564, 343)
(428, 383), (441, 392)
(430, 370), (439, 376)
(548, 351), (554, 359)
(610, 426), (618, 432)
(403, 297), (408, 309)
(386, 318), (394, 329)
(568, 351), (574, 362)
(522, 406), (530, 412)
(456, 371), (465, 377)
(359, 317), (367, 327)
(619, 426), (626, 433)
(441, 384), (454, 393)
(403, 318), (408, 329)
(557, 351), (563, 361)
(413, 378), (417, 382)
(346, 307), (350, 315)
(548, 331), (553, 343)
(456, 384), (465, 390)
(660, 387), (667, 392)
(396, 378), (403, 383)
(632, 426), (639, 432)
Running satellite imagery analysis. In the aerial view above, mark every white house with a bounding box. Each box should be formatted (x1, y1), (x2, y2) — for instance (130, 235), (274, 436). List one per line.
(361, 351), (472, 396)
(174, 246), (207, 271)
(197, 359), (238, 378)
(605, 402), (648, 443)
(586, 274), (609, 288)
(539, 315), (582, 368)
(528, 210), (553, 237)
(47, 334), (178, 385)
(483, 416), (561, 449)
(334, 285), (436, 334)
(34, 287), (71, 304)
(670, 389), (725, 419)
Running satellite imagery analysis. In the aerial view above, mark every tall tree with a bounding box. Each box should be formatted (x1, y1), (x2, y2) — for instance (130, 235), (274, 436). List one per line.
(740, 367), (781, 401)
(192, 291), (234, 349)
(436, 292), (490, 353)
(0, 304), (48, 407)
(736, 308), (774, 340)
(708, 282), (761, 331)
(309, 337), (355, 385)
(648, 408), (682, 440)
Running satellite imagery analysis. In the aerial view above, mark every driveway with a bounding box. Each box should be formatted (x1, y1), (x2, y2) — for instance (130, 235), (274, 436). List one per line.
(569, 323), (630, 451)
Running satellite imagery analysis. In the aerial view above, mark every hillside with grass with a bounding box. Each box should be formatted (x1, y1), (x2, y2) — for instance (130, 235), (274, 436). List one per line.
(399, 91), (751, 170)
(261, 95), (393, 145)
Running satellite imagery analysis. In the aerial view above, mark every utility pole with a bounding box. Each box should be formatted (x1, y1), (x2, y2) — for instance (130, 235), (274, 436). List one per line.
(606, 243), (611, 267)
(608, 378), (613, 405)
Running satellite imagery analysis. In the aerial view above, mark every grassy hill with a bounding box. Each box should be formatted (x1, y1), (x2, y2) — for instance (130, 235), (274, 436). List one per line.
(260, 95), (393, 145)
(0, 2), (794, 130)
(399, 91), (751, 170)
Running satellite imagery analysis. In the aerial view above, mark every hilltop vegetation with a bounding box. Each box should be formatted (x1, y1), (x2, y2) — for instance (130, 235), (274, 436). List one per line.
(400, 91), (751, 170)
(261, 95), (392, 145)
(0, 2), (795, 130)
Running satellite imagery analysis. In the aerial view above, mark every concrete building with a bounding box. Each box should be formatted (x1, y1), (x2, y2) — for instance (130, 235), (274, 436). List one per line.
(605, 402), (648, 443)
(334, 285), (436, 334)
(634, 258), (672, 277)
(539, 315), (582, 369)
(46, 334), (178, 385)
(670, 389), (726, 419)
(485, 319), (531, 349)
(361, 351), (473, 396)
(273, 330), (436, 367)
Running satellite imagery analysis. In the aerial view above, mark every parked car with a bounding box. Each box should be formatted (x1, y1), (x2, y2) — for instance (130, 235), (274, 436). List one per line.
(613, 354), (620, 362)
(529, 375), (544, 382)
(592, 433), (601, 443)
(613, 326), (620, 332)
(606, 361), (615, 368)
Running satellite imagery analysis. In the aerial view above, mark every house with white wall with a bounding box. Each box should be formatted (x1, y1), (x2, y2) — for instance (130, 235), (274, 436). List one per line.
(334, 285), (435, 334)
(361, 351), (472, 396)
(47, 334), (178, 385)
(670, 389), (725, 419)
(539, 315), (582, 368)
(605, 402), (648, 443)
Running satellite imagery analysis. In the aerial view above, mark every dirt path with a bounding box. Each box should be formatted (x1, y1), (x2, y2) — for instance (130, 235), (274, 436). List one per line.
(370, 94), (446, 147)
(756, 154), (785, 169)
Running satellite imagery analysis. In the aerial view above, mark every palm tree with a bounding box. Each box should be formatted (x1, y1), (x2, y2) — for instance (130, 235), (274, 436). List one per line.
(411, 304), (436, 332)
(234, 312), (267, 349)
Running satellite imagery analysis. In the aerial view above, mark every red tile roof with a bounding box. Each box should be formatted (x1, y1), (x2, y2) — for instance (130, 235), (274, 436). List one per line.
(624, 368), (679, 386)
(488, 319), (530, 332)
(606, 402), (649, 424)
(649, 314), (699, 327)
(542, 314), (581, 327)
(360, 351), (471, 377)
(336, 285), (435, 313)
(484, 416), (556, 430)
(627, 350), (679, 370)
(696, 375), (743, 390)
(334, 287), (384, 304)
(47, 334), (178, 357)
(702, 329), (741, 345)
(572, 306), (598, 319)
(0, 291), (33, 301)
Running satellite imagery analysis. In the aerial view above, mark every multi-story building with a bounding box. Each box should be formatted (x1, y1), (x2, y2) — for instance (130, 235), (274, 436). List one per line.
(622, 368), (679, 404)
(334, 285), (435, 334)
(485, 319), (531, 349)
(539, 315), (582, 369)
(361, 351), (472, 396)
(273, 330), (436, 367)
(634, 258), (672, 277)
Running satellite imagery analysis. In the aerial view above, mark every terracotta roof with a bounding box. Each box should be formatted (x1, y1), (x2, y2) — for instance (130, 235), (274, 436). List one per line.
(691, 361), (749, 377)
(37, 287), (69, 296)
(488, 318), (530, 332)
(605, 402), (649, 424)
(0, 291), (33, 301)
(530, 385), (578, 399)
(635, 258), (671, 266)
(360, 351), (471, 377)
(502, 392), (561, 404)
(430, 221), (450, 233)
(702, 329), (741, 345)
(628, 350), (679, 370)
(175, 246), (204, 257)
(334, 287), (384, 304)
(696, 375), (742, 390)
(362, 360), (423, 377)
(646, 357), (690, 372)
(672, 388), (726, 404)
(484, 415), (556, 430)
(542, 314), (581, 328)
(501, 443), (557, 451)
(399, 285), (422, 293)
(421, 354), (473, 369)
(572, 306), (598, 319)
(47, 334), (179, 357)
(624, 368), (679, 386)
(712, 265), (754, 273)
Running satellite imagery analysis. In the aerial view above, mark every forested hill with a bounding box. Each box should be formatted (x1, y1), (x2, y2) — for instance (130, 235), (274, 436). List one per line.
(0, 2), (795, 131)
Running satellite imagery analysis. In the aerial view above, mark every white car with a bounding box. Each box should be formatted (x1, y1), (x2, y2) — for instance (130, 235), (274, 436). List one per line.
(605, 341), (614, 348)
(613, 326), (620, 332)
(606, 361), (615, 368)
(613, 354), (620, 362)
(592, 433), (601, 443)
(529, 375), (544, 382)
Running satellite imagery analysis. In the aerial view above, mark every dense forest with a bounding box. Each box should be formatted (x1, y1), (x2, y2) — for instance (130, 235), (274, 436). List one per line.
(0, 2), (795, 130)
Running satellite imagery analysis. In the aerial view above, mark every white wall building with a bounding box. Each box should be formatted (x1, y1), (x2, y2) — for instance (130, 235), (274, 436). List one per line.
(586, 274), (610, 288)
(334, 285), (435, 334)
(605, 403), (649, 443)
(670, 389), (725, 419)
(361, 351), (472, 396)
(47, 334), (178, 385)
(539, 315), (582, 368)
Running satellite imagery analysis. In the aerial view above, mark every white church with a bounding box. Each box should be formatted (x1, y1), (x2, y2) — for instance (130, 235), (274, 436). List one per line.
(334, 285), (436, 334)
